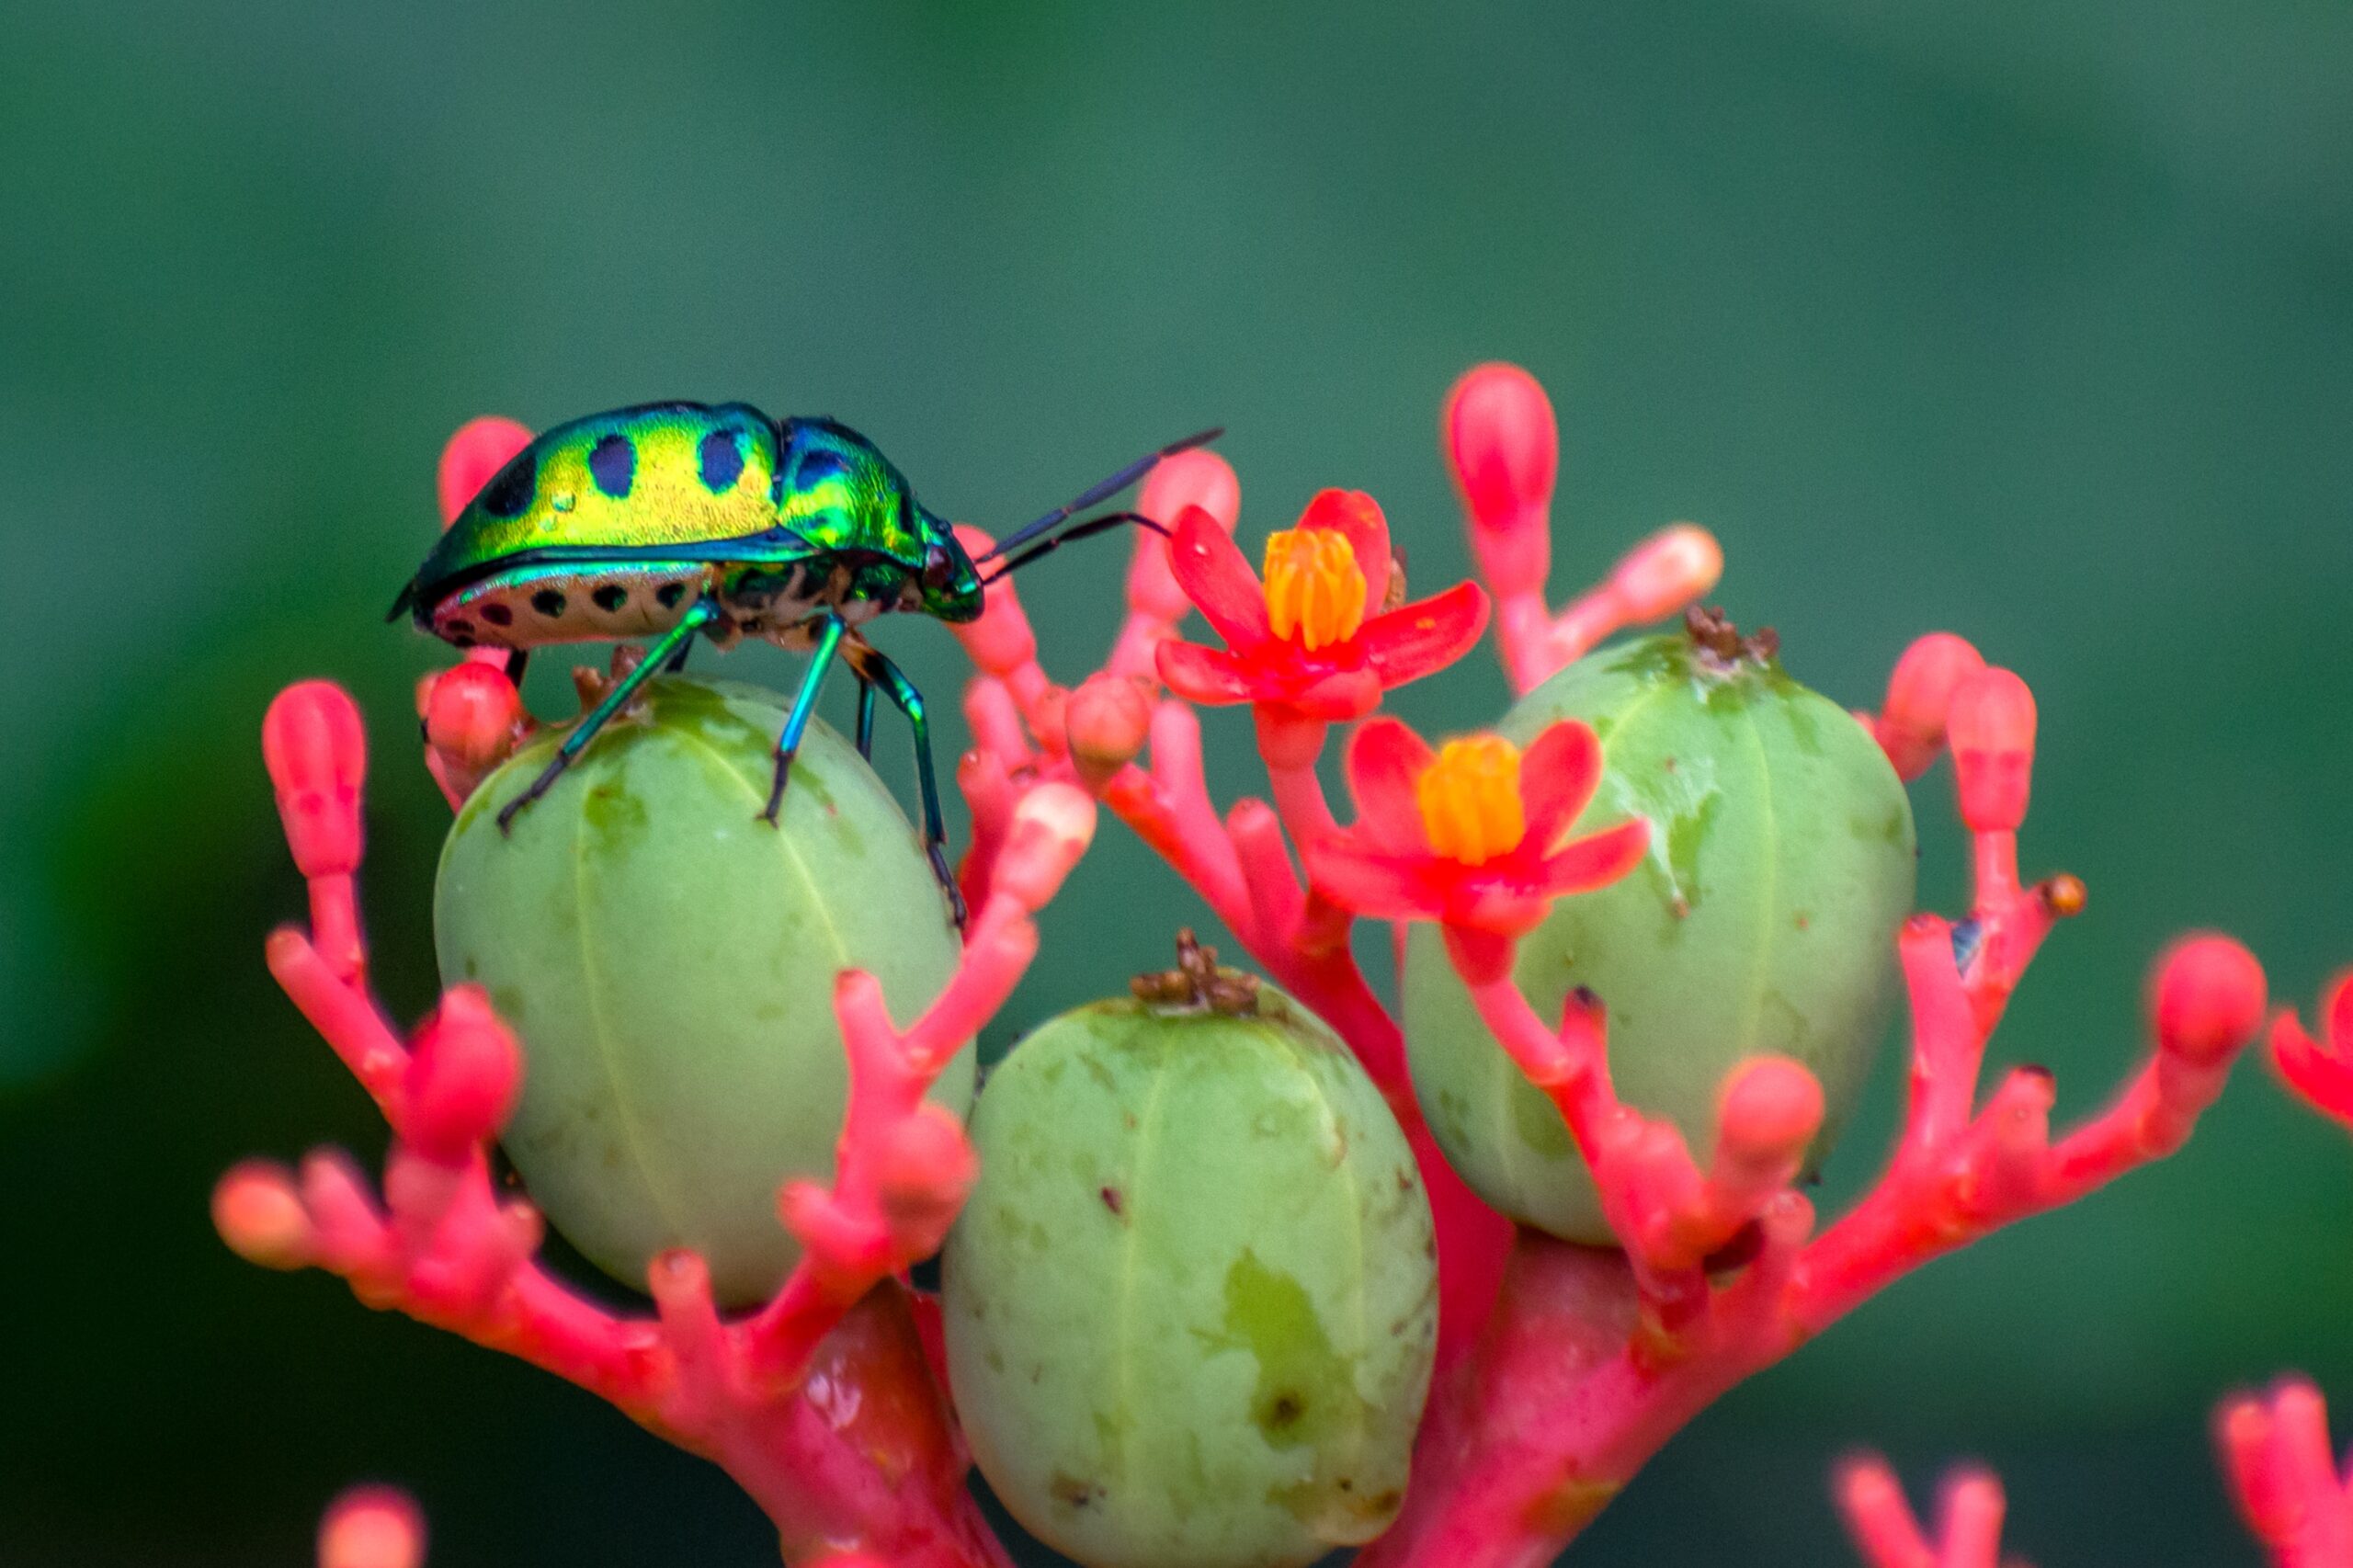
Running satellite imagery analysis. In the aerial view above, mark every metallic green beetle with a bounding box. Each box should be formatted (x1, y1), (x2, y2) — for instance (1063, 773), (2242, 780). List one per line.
(393, 402), (1217, 922)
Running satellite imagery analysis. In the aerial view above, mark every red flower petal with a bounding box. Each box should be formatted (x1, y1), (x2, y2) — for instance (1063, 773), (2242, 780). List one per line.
(1304, 837), (1435, 921)
(1156, 639), (1259, 706)
(1297, 488), (1391, 619)
(1345, 717), (1436, 850)
(1520, 718), (1606, 849)
(2328, 969), (2353, 1051)
(1285, 667), (1384, 722)
(1358, 582), (1491, 690)
(1168, 505), (1271, 650)
(1530, 818), (1651, 898)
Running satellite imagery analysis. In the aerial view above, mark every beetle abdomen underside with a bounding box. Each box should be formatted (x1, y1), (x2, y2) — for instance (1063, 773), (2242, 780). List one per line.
(434, 566), (710, 649)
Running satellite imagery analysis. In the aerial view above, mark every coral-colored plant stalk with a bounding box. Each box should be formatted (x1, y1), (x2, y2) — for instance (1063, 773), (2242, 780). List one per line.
(1832, 1455), (2012, 1568)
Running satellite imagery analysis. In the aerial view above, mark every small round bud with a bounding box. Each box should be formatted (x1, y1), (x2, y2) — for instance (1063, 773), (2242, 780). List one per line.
(318, 1486), (426, 1568)
(1876, 632), (1986, 779)
(1065, 673), (1152, 789)
(1947, 667), (2036, 832)
(1608, 524), (1723, 623)
(400, 987), (523, 1160)
(263, 681), (368, 879)
(422, 663), (525, 773)
(1445, 362), (1557, 530)
(1716, 1056), (1826, 1166)
(2150, 934), (2268, 1065)
(1131, 450), (1242, 620)
(212, 1161), (311, 1269)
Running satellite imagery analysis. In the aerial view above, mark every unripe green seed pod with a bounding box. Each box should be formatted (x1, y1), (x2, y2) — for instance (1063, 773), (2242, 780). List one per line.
(1403, 620), (1916, 1243)
(944, 939), (1438, 1568)
(436, 675), (966, 1304)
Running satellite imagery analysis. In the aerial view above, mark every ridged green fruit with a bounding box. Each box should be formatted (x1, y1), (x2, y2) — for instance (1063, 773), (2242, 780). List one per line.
(1403, 626), (1916, 1244)
(943, 949), (1438, 1568)
(436, 675), (966, 1305)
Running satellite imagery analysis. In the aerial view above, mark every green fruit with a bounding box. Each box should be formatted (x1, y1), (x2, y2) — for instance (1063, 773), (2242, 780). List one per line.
(436, 675), (966, 1305)
(943, 946), (1437, 1568)
(1403, 626), (1916, 1244)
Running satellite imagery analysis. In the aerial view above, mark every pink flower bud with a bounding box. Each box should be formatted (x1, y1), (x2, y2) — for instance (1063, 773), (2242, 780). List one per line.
(1876, 632), (1987, 780)
(318, 1485), (426, 1568)
(401, 987), (522, 1160)
(1065, 673), (1152, 788)
(995, 784), (1097, 912)
(1946, 667), (2036, 832)
(1607, 524), (1722, 623)
(423, 662), (525, 771)
(437, 416), (533, 528)
(1446, 362), (1557, 531)
(876, 1105), (979, 1245)
(1715, 1056), (1824, 1165)
(212, 1160), (311, 1269)
(1131, 449), (1241, 621)
(264, 681), (368, 879)
(2150, 934), (2268, 1066)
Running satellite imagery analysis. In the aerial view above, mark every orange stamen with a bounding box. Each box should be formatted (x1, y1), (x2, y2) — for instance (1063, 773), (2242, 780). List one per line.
(1262, 528), (1367, 651)
(1415, 735), (1527, 866)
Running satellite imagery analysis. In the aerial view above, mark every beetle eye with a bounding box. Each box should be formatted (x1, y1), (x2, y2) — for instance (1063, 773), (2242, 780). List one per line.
(922, 545), (954, 591)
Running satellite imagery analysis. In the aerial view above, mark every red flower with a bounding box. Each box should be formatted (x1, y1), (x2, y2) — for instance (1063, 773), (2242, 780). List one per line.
(2271, 969), (2353, 1127)
(1155, 489), (1489, 721)
(1304, 715), (1649, 943)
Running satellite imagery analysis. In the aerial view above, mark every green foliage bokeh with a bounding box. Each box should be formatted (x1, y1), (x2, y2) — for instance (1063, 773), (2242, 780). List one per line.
(1, 3), (2347, 1564)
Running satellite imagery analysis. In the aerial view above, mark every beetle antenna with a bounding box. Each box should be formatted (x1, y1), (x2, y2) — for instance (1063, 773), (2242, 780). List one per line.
(981, 511), (1167, 584)
(976, 427), (1222, 562)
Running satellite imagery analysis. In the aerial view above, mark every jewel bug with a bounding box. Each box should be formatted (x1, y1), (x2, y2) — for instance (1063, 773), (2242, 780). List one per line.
(393, 403), (1218, 923)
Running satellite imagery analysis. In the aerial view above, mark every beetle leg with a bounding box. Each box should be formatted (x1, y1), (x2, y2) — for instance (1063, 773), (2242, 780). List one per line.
(504, 649), (530, 686)
(496, 599), (719, 835)
(854, 676), (879, 761)
(763, 611), (847, 825)
(843, 639), (965, 930)
(663, 640), (692, 675)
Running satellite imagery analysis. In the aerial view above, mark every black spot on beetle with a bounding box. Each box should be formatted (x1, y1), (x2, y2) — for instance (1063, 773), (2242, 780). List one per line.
(451, 636), (476, 649)
(479, 603), (513, 627)
(479, 451), (537, 517)
(593, 585), (629, 613)
(444, 618), (474, 637)
(531, 589), (566, 617)
(655, 582), (687, 608)
(587, 434), (636, 499)
(699, 428), (745, 492)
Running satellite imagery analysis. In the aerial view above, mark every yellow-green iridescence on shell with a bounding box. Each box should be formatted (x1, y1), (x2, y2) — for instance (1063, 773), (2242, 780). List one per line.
(435, 675), (966, 1304)
(1402, 633), (1917, 1244)
(943, 994), (1438, 1568)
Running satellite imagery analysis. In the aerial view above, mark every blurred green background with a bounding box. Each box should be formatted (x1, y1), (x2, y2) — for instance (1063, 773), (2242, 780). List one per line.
(4, 1), (2348, 1563)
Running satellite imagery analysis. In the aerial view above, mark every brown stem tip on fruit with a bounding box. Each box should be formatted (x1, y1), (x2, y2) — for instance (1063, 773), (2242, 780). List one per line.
(1131, 928), (1262, 1016)
(1683, 604), (1779, 668)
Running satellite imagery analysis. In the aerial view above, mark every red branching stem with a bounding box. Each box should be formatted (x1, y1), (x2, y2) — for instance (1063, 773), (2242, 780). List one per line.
(1832, 1454), (2008, 1568)
(2219, 1379), (2353, 1566)
(318, 1484), (427, 1568)
(1444, 363), (1722, 693)
(230, 681), (1086, 1568)
(1362, 645), (2268, 1568)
